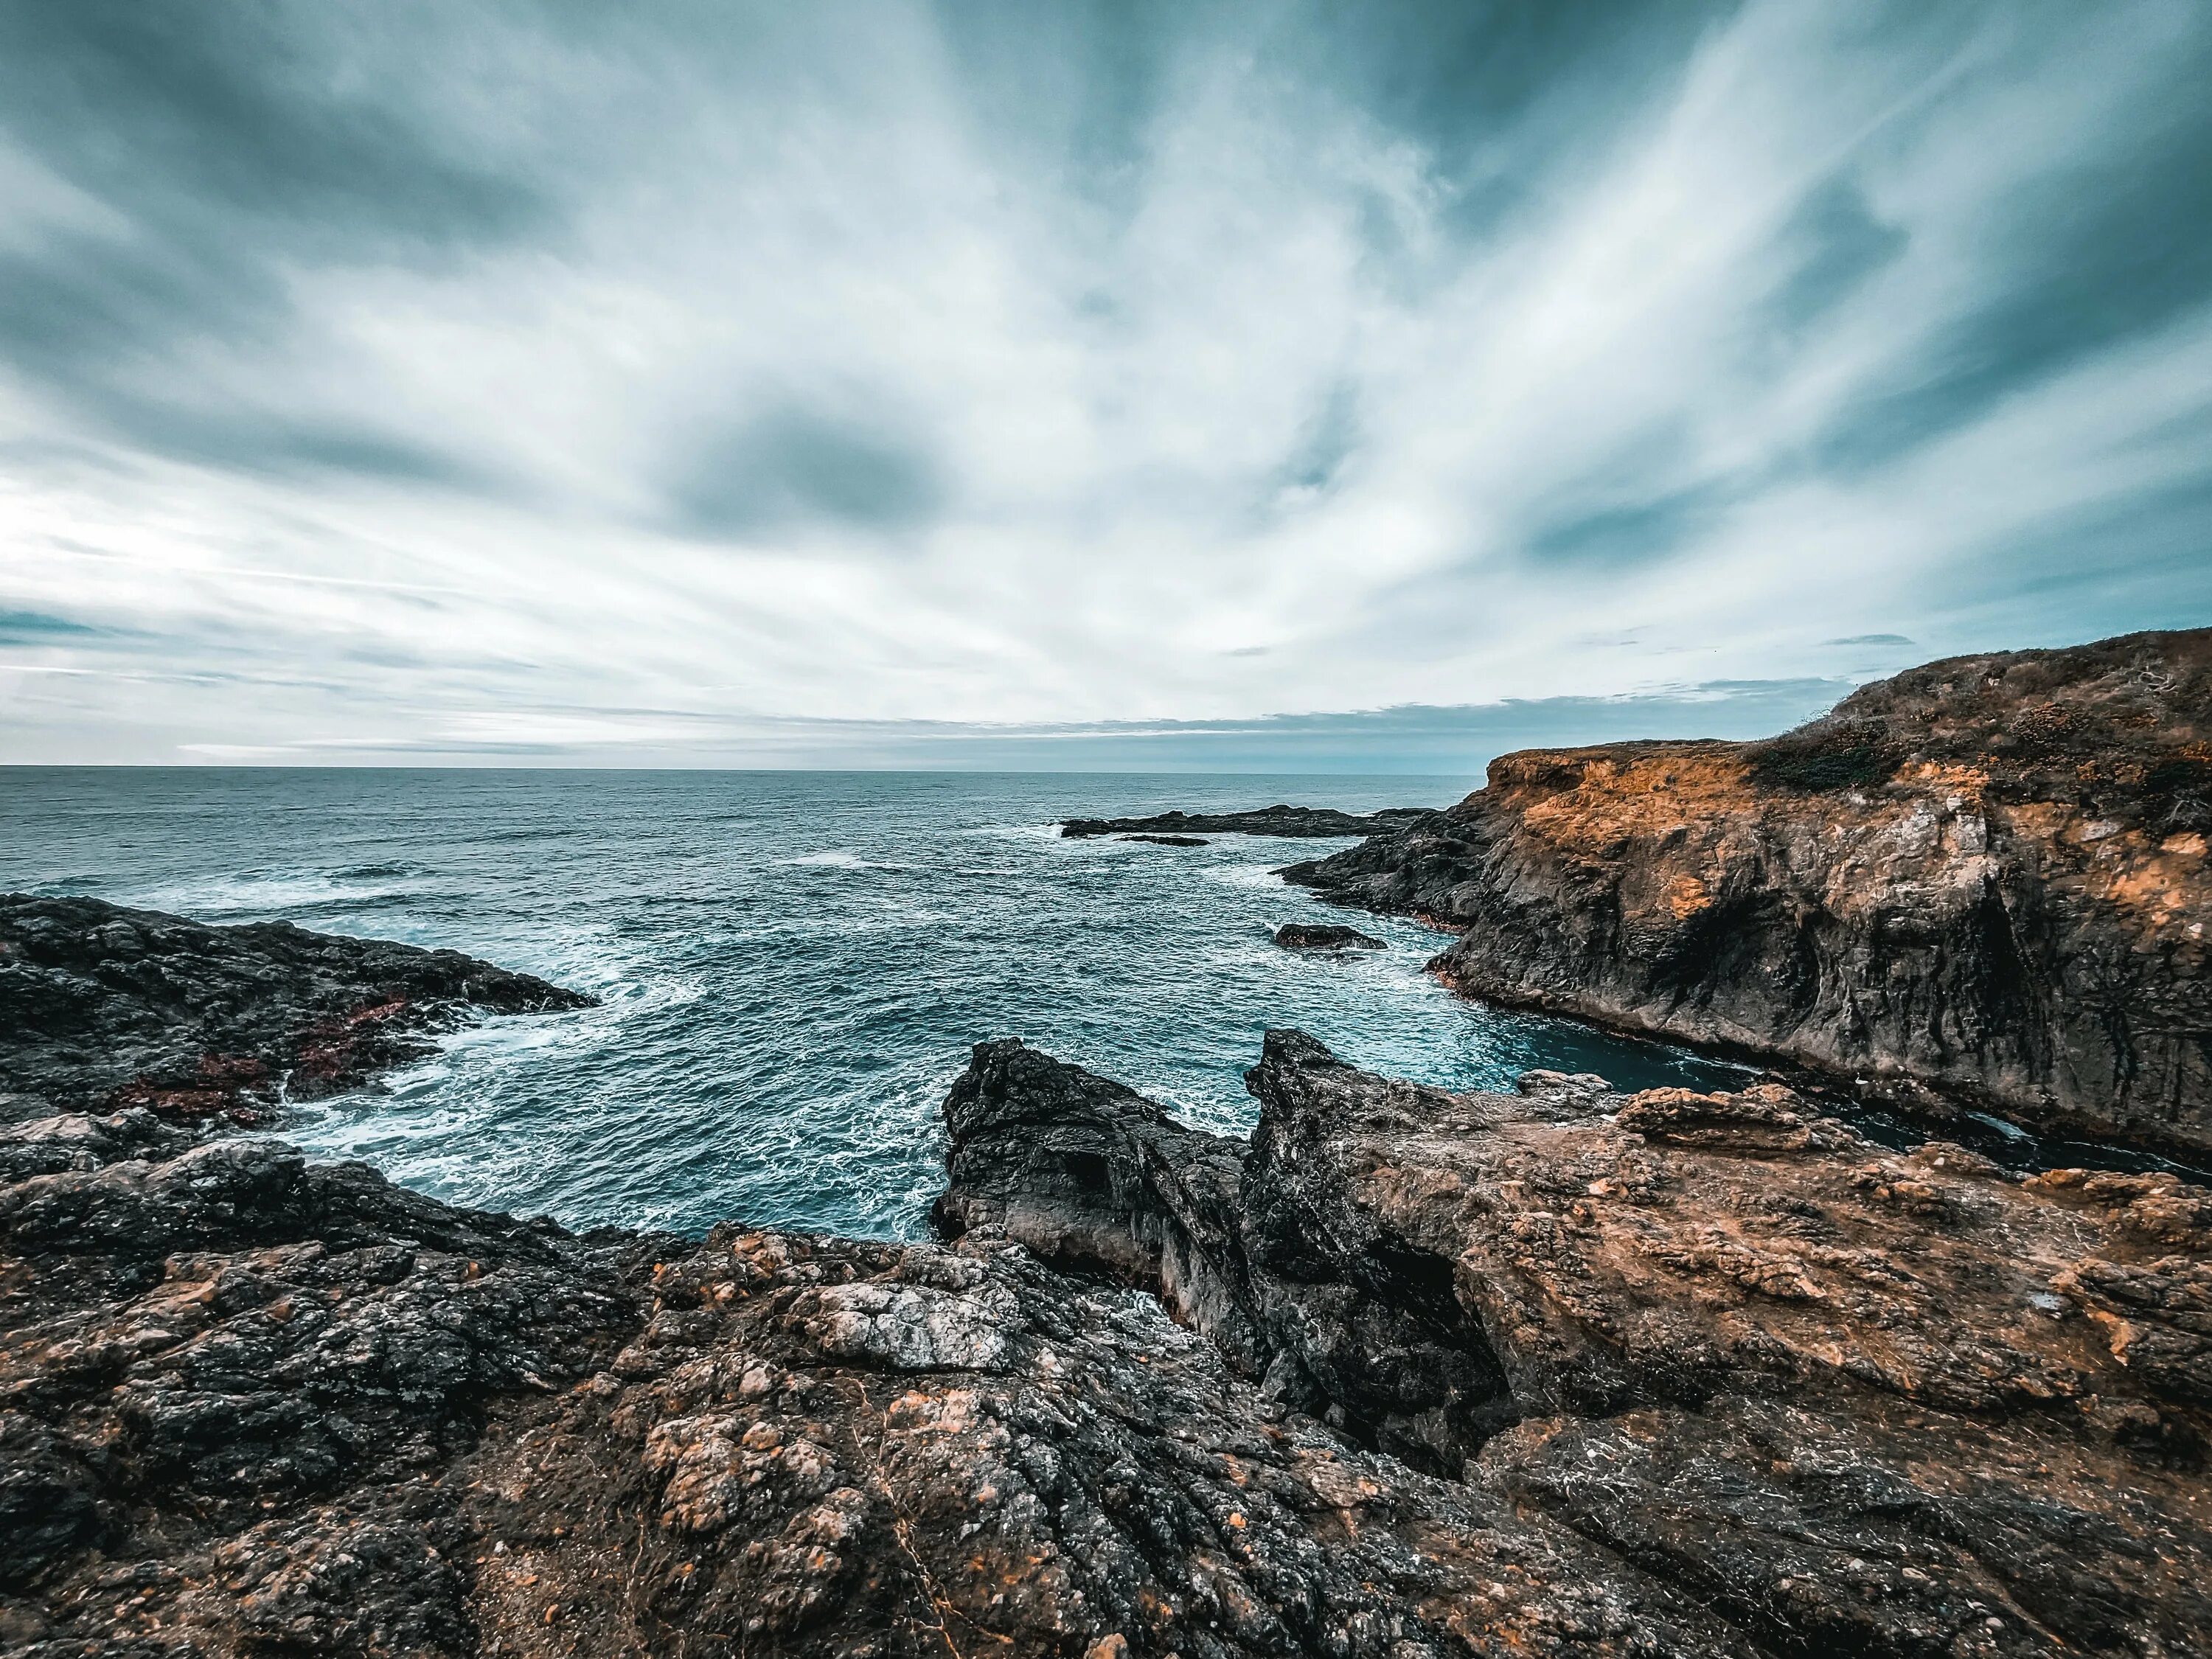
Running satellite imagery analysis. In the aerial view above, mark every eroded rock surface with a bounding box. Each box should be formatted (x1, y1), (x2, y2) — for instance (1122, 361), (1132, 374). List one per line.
(1284, 629), (2212, 1156)
(0, 894), (593, 1127)
(2, 1105), (1756, 1659)
(939, 1032), (2212, 1658)
(1062, 805), (1433, 840)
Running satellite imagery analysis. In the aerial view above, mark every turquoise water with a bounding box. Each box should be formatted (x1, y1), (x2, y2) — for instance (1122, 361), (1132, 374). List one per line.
(1, 768), (1744, 1237)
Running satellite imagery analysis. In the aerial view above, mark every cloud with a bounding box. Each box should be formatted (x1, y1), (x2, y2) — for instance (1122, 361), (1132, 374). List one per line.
(1, 0), (2210, 765)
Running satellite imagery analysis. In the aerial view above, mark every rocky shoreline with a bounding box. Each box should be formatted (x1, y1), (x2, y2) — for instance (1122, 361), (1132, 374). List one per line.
(6, 628), (2211, 1657)
(0, 894), (592, 1129)
(1285, 629), (2212, 1161)
(5, 890), (2211, 1656)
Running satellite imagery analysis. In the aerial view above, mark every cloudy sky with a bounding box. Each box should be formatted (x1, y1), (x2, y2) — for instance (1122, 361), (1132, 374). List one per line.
(3, 0), (2209, 769)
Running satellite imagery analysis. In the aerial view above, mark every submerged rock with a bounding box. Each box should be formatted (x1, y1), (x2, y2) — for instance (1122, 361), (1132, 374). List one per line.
(0, 894), (594, 1127)
(1273, 922), (1385, 951)
(1062, 804), (1433, 839)
(1117, 832), (1209, 846)
(1283, 627), (2212, 1158)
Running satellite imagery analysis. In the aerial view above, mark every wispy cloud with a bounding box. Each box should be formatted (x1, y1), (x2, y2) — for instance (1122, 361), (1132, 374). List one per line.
(1, 1), (2208, 765)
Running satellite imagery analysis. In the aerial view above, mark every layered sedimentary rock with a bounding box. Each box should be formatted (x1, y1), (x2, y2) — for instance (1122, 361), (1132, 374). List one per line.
(0, 894), (592, 1126)
(1284, 628), (2212, 1156)
(1062, 805), (1432, 839)
(941, 1032), (2212, 1658)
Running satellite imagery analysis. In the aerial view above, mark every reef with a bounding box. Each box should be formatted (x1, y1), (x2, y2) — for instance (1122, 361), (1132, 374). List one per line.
(1062, 806), (1433, 840)
(1284, 628), (2212, 1158)
(0, 894), (593, 1128)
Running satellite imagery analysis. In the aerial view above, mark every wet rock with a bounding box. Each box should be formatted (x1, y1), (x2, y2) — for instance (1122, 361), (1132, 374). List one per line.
(1117, 833), (1209, 846)
(0, 894), (594, 1127)
(1273, 922), (1385, 951)
(1062, 804), (1433, 839)
(1283, 627), (2212, 1158)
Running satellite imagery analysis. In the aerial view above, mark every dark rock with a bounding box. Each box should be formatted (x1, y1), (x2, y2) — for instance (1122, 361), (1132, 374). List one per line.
(2, 1104), (1754, 1658)
(1273, 922), (1384, 951)
(1283, 627), (2212, 1158)
(0, 894), (594, 1127)
(1116, 832), (1209, 846)
(937, 1030), (2212, 1658)
(1062, 804), (1433, 838)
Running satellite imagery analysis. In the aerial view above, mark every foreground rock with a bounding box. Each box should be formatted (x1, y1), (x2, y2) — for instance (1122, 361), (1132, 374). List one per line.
(0, 894), (593, 1127)
(941, 1032), (2212, 1658)
(1284, 628), (2212, 1158)
(4, 1106), (1762, 1658)
(1063, 804), (1433, 839)
(1273, 922), (1385, 951)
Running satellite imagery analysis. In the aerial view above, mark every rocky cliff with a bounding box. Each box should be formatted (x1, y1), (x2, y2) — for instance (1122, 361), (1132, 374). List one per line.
(1284, 628), (2212, 1158)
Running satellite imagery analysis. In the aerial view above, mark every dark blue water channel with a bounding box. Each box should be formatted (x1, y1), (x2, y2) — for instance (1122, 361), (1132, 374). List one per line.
(4, 768), (1754, 1237)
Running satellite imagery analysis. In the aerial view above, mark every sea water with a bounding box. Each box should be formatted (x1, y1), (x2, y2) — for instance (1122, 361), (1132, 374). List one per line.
(3, 768), (1745, 1237)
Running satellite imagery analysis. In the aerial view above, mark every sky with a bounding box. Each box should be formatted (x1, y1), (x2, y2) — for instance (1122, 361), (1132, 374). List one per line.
(2, 0), (2210, 771)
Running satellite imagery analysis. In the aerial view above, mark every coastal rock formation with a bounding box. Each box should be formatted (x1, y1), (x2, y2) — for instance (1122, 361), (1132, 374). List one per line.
(1273, 922), (1385, 951)
(5, 1105), (1756, 1656)
(1062, 805), (1432, 839)
(1283, 628), (2212, 1157)
(0, 894), (593, 1127)
(940, 1032), (2212, 1658)
(10, 894), (2212, 1655)
(1119, 832), (1209, 846)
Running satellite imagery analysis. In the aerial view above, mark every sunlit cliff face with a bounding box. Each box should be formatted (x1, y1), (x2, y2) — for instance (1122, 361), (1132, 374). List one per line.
(4, 1), (2211, 766)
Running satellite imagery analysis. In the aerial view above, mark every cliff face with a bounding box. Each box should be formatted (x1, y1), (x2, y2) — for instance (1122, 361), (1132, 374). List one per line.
(1284, 628), (2212, 1156)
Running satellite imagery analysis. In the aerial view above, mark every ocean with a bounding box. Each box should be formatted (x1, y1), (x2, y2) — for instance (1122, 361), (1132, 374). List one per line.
(3, 768), (1746, 1238)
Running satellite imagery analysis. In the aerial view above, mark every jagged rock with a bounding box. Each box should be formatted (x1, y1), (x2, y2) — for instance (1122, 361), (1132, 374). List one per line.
(936, 1031), (2212, 1658)
(1062, 804), (1433, 839)
(0, 894), (594, 1127)
(1273, 922), (1385, 951)
(1117, 833), (1209, 846)
(1, 1110), (1758, 1658)
(1282, 628), (2212, 1158)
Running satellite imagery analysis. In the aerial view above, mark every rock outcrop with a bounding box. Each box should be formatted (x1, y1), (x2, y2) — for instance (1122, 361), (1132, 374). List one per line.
(1273, 923), (1385, 951)
(7, 1099), (1762, 1656)
(0, 894), (593, 1127)
(940, 1032), (2212, 1658)
(1283, 628), (2212, 1158)
(1062, 805), (1433, 840)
